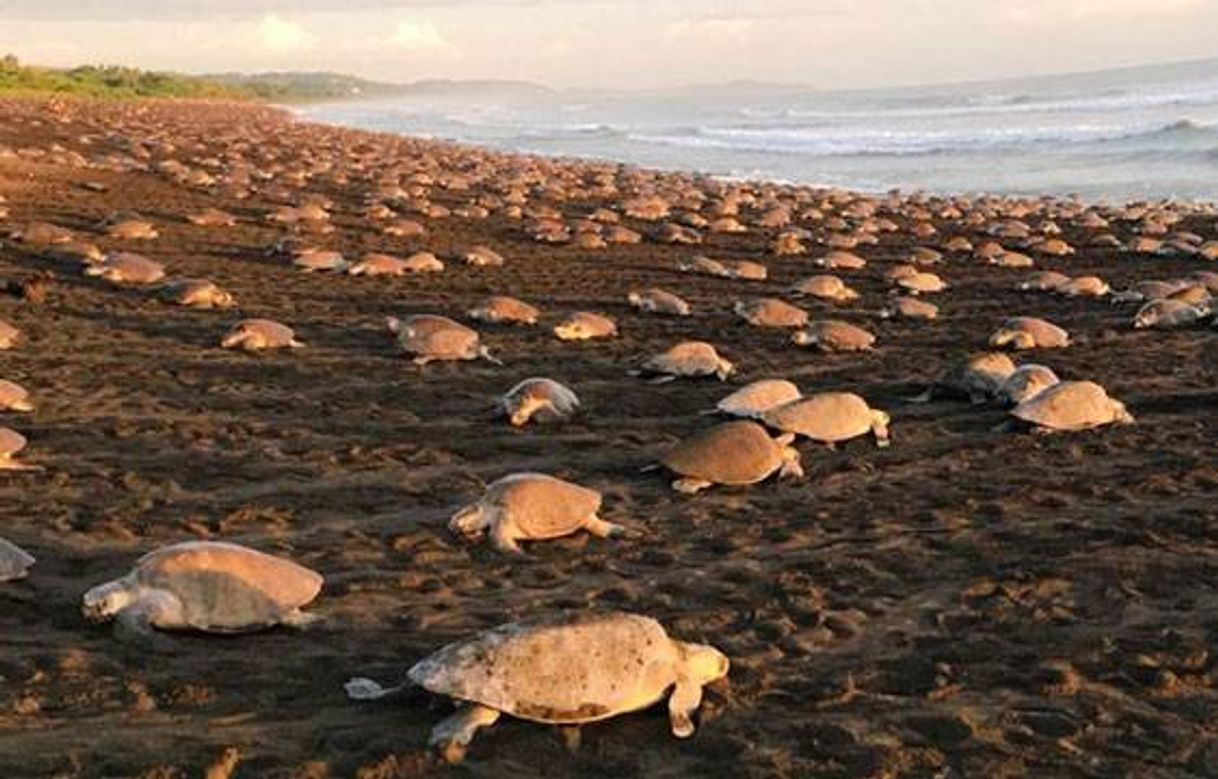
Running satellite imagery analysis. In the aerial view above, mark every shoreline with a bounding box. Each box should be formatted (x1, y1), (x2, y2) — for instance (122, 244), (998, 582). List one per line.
(1, 94), (1217, 777)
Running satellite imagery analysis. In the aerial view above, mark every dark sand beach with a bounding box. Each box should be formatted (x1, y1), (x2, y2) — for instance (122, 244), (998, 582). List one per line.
(1, 97), (1217, 777)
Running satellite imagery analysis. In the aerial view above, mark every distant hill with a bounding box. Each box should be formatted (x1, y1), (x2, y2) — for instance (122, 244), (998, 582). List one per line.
(206, 73), (553, 103)
(203, 71), (405, 103)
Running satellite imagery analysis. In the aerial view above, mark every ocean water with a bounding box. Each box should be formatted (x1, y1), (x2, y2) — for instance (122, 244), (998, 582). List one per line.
(302, 59), (1218, 203)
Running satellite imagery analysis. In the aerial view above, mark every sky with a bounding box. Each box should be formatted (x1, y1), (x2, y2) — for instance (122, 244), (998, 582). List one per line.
(1, 0), (1217, 90)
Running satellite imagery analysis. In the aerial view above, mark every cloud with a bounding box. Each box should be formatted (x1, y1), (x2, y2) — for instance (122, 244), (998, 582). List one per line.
(391, 20), (447, 50)
(260, 14), (315, 52)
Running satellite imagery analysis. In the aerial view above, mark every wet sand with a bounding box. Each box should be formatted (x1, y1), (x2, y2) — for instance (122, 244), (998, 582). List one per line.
(1, 97), (1217, 777)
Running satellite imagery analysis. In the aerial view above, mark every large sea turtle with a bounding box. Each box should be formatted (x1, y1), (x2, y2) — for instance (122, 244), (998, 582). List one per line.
(82, 541), (323, 646)
(344, 611), (730, 762)
(660, 421), (802, 493)
(449, 473), (624, 554)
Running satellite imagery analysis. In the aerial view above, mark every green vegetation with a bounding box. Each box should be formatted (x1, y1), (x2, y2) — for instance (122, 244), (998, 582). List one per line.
(204, 71), (406, 103)
(0, 54), (250, 100)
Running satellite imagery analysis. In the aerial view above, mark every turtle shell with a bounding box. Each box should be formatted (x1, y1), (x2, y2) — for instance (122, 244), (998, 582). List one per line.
(1011, 381), (1124, 431)
(764, 392), (874, 443)
(643, 342), (724, 376)
(662, 421), (784, 484)
(737, 299), (809, 328)
(486, 473), (600, 539)
(135, 541), (322, 631)
(0, 427), (28, 458)
(399, 315), (479, 359)
(408, 611), (681, 724)
(715, 380), (802, 418)
(998, 364), (1060, 405)
(503, 379), (580, 421)
(942, 352), (1016, 397)
(229, 319), (296, 347)
(0, 538), (34, 581)
(994, 317), (1069, 348)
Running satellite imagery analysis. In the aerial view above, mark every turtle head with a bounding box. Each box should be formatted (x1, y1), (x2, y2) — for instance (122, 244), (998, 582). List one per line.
(871, 409), (892, 447)
(385, 316), (402, 335)
(553, 322), (583, 340)
(777, 439), (804, 479)
(1111, 400), (1135, 425)
(509, 394), (549, 427)
(81, 579), (133, 623)
(213, 289), (236, 308)
(220, 325), (249, 349)
(791, 330), (816, 348)
(448, 503), (491, 539)
(715, 358), (735, 381)
(678, 641), (730, 685)
(1132, 308), (1155, 329)
(988, 329), (1032, 350)
(626, 291), (643, 308)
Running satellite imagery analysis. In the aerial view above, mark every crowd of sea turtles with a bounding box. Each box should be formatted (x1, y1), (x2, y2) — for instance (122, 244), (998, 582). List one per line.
(1, 97), (1217, 769)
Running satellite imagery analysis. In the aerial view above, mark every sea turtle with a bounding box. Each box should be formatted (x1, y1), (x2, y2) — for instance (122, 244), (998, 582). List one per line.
(1133, 299), (1210, 329)
(401, 252), (445, 273)
(468, 296), (540, 326)
(791, 320), (876, 352)
(1009, 381), (1133, 432)
(156, 278), (235, 309)
(791, 276), (859, 303)
(81, 541), (323, 646)
(763, 392), (890, 448)
(554, 311), (618, 341)
(221, 319), (303, 351)
(910, 352), (1017, 404)
(187, 208), (238, 227)
(105, 219), (159, 240)
(1016, 271), (1071, 292)
(0, 428), (38, 470)
(628, 289), (691, 316)
(997, 364), (1060, 406)
(344, 611), (729, 762)
(498, 378), (580, 426)
(0, 380), (34, 412)
(463, 245), (506, 267)
(84, 253), (166, 285)
(990, 251), (1035, 268)
(813, 250), (867, 270)
(637, 342), (733, 382)
(1110, 280), (1186, 305)
(725, 260), (768, 280)
(387, 315), (500, 365)
(894, 271), (948, 295)
(0, 321), (19, 350)
(293, 250), (348, 273)
(707, 379), (802, 419)
(660, 420), (802, 493)
(676, 256), (731, 278)
(880, 296), (939, 320)
(346, 253), (412, 277)
(734, 299), (809, 329)
(448, 473), (623, 554)
(1056, 276), (1109, 298)
(989, 317), (1070, 350)
(0, 537), (34, 581)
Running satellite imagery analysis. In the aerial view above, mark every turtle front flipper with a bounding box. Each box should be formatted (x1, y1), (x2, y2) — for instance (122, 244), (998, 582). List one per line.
(668, 678), (704, 738)
(489, 522), (525, 555)
(429, 704), (501, 763)
(113, 592), (181, 653)
(672, 478), (712, 494)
